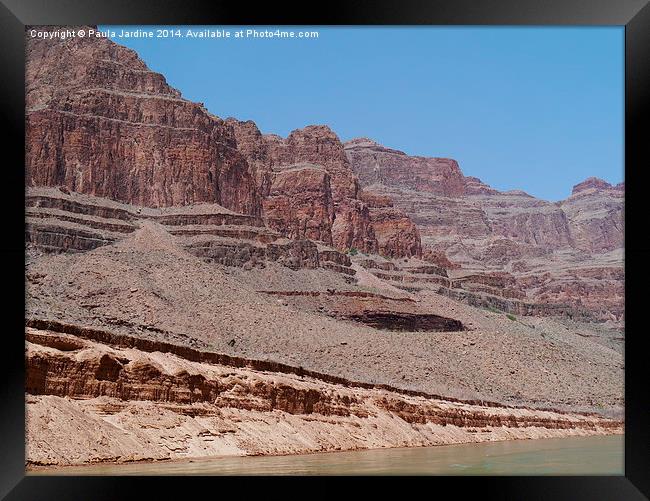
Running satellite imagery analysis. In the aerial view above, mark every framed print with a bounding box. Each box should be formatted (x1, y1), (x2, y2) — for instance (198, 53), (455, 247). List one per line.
(0, 0), (648, 498)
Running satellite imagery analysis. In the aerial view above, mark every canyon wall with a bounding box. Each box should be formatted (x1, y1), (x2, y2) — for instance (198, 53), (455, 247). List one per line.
(26, 26), (260, 215)
(24, 27), (624, 471)
(26, 28), (421, 259)
(228, 120), (422, 257)
(345, 138), (624, 321)
(345, 138), (623, 255)
(24, 27), (623, 320)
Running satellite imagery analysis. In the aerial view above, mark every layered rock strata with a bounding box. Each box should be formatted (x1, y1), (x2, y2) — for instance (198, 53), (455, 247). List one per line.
(360, 191), (422, 258)
(26, 186), (605, 322)
(24, 27), (624, 471)
(227, 120), (421, 257)
(26, 26), (260, 215)
(344, 138), (624, 323)
(261, 164), (335, 244)
(27, 186), (616, 324)
(26, 187), (355, 275)
(26, 29), (421, 259)
(26, 327), (621, 468)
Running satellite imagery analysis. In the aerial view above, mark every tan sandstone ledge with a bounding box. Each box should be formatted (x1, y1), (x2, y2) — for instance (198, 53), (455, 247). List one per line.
(25, 327), (622, 469)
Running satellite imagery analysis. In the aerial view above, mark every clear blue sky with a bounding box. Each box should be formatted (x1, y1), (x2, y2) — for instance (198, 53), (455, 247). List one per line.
(101, 26), (623, 201)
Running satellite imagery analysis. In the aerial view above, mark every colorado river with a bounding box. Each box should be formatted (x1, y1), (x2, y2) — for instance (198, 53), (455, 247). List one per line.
(29, 434), (623, 476)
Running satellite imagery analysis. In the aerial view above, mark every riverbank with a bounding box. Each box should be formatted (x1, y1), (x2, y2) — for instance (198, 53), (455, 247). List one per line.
(28, 435), (624, 475)
(26, 327), (622, 469)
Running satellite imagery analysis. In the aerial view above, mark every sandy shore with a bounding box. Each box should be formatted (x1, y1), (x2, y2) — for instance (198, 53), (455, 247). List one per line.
(27, 432), (624, 475)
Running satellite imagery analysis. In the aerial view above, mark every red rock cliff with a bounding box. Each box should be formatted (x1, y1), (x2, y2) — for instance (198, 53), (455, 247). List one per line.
(25, 28), (422, 259)
(229, 120), (422, 257)
(263, 164), (335, 244)
(345, 137), (467, 197)
(26, 26), (260, 215)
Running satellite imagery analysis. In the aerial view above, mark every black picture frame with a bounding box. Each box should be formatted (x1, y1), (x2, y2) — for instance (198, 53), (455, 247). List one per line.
(1, 0), (648, 498)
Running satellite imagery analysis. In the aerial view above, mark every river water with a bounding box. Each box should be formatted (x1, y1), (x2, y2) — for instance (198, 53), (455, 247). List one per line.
(30, 435), (623, 476)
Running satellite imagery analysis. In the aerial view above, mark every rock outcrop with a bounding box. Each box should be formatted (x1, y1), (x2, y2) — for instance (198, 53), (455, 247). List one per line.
(480, 192), (574, 249)
(26, 26), (260, 215)
(26, 326), (621, 468)
(571, 177), (621, 195)
(344, 137), (466, 197)
(562, 178), (624, 253)
(266, 126), (359, 201)
(344, 139), (624, 322)
(360, 190), (422, 258)
(262, 164), (335, 244)
(228, 121), (421, 257)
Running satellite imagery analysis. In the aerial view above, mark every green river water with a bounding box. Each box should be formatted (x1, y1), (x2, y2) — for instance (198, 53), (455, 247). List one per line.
(30, 434), (623, 476)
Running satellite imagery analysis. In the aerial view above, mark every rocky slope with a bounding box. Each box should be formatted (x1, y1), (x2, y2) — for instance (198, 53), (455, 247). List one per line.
(24, 215), (624, 468)
(344, 138), (624, 323)
(26, 210), (624, 411)
(26, 209), (624, 408)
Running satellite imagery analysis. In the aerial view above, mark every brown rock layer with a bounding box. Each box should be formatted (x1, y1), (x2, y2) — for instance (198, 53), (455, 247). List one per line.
(26, 325), (619, 423)
(26, 327), (621, 468)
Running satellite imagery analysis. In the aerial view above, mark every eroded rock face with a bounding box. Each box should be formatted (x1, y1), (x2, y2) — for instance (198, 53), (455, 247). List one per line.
(562, 179), (624, 253)
(571, 177), (620, 195)
(225, 119), (274, 197)
(25, 187), (357, 276)
(263, 126), (379, 255)
(264, 129), (422, 257)
(361, 193), (422, 258)
(267, 126), (359, 201)
(330, 199), (378, 253)
(422, 248), (461, 269)
(262, 165), (335, 244)
(25, 327), (621, 467)
(344, 138), (624, 321)
(370, 213), (420, 258)
(464, 176), (500, 195)
(480, 193), (574, 249)
(228, 121), (422, 257)
(26, 26), (260, 215)
(26, 30), (421, 259)
(345, 138), (466, 197)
